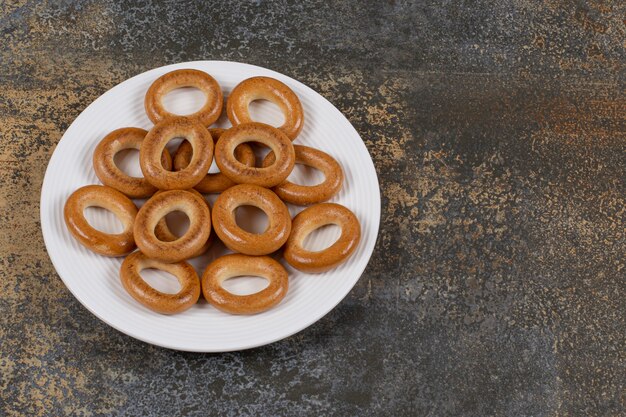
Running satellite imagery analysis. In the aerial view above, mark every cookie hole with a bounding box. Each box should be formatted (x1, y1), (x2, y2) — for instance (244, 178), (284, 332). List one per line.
(162, 87), (207, 115)
(235, 205), (269, 234)
(139, 268), (181, 294)
(254, 143), (272, 167)
(222, 275), (269, 296)
(248, 99), (285, 127)
(165, 137), (185, 156)
(114, 148), (143, 178)
(83, 206), (125, 234)
(302, 224), (341, 252)
(173, 140), (210, 173)
(286, 163), (325, 186)
(164, 210), (190, 238)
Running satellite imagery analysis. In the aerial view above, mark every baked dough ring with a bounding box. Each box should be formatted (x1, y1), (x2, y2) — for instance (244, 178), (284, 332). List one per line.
(262, 145), (343, 205)
(134, 190), (211, 263)
(153, 189), (213, 258)
(64, 185), (138, 256)
(144, 68), (223, 126)
(173, 128), (256, 194)
(212, 184), (291, 255)
(284, 203), (360, 273)
(140, 117), (213, 190)
(215, 122), (295, 188)
(93, 127), (172, 198)
(201, 254), (288, 315)
(120, 251), (200, 314)
(227, 76), (303, 140)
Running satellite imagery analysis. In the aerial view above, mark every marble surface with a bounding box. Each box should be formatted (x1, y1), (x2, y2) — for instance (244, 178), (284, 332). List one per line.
(1, 1), (624, 415)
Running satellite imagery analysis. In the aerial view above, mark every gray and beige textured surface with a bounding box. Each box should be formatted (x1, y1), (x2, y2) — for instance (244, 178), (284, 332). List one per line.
(1, 1), (624, 415)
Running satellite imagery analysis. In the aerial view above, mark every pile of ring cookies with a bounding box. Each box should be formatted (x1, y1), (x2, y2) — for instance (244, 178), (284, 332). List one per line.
(64, 69), (360, 315)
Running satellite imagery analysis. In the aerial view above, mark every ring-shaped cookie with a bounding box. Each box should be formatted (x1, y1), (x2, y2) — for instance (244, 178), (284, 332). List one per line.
(93, 127), (172, 198)
(201, 254), (288, 315)
(227, 76), (304, 140)
(140, 117), (213, 190)
(215, 122), (295, 188)
(64, 185), (138, 256)
(262, 145), (343, 205)
(120, 251), (201, 314)
(153, 189), (213, 258)
(134, 190), (211, 263)
(211, 184), (291, 255)
(284, 203), (360, 273)
(145, 69), (223, 126)
(173, 128), (256, 194)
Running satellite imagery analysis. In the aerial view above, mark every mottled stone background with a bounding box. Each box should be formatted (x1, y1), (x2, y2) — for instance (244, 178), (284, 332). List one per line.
(1, 0), (624, 415)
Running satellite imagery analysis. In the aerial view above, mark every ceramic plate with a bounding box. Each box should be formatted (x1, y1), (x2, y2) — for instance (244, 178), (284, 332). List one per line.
(40, 61), (380, 352)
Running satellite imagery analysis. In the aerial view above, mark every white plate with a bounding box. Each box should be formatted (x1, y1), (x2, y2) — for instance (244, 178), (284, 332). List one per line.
(40, 61), (380, 352)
